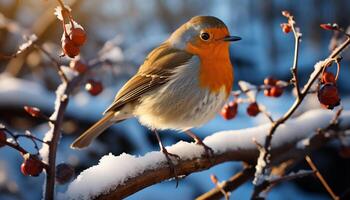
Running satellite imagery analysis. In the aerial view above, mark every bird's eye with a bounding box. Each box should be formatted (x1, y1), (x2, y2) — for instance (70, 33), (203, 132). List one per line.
(200, 32), (210, 41)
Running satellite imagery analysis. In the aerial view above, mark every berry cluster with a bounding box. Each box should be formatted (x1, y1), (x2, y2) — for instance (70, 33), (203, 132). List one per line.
(263, 77), (284, 97)
(55, 6), (87, 58)
(221, 76), (286, 120)
(318, 71), (340, 109)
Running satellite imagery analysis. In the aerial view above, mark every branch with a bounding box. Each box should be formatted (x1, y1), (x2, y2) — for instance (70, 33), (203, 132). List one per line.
(253, 30), (350, 194)
(289, 15), (302, 98)
(42, 58), (105, 200)
(61, 109), (350, 200)
(305, 155), (339, 200)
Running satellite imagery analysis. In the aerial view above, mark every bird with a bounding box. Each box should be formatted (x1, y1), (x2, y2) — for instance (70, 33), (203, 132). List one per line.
(71, 15), (240, 178)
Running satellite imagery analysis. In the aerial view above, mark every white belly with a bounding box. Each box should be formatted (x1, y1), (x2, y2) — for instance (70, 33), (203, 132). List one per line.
(134, 86), (227, 131)
(133, 56), (229, 130)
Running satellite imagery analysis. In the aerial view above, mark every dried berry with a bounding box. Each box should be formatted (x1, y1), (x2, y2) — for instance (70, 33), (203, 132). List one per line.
(69, 60), (87, 74)
(0, 130), (6, 148)
(281, 23), (291, 33)
(317, 83), (340, 109)
(247, 102), (260, 117)
(62, 37), (80, 58)
(85, 79), (103, 96)
(56, 163), (75, 184)
(321, 71), (336, 84)
(264, 76), (278, 86)
(221, 101), (238, 120)
(70, 28), (87, 46)
(21, 154), (44, 177)
(24, 106), (41, 118)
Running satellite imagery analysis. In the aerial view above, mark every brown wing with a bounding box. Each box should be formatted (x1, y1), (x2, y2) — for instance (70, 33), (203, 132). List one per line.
(103, 42), (193, 113)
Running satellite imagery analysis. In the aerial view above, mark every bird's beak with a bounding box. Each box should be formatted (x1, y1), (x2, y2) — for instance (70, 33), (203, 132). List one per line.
(223, 36), (241, 42)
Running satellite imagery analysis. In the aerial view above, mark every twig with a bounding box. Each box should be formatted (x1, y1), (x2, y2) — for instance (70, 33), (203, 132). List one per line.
(43, 57), (105, 200)
(56, 0), (65, 8)
(209, 175), (231, 200)
(1, 140), (49, 169)
(34, 44), (68, 83)
(196, 166), (255, 200)
(260, 107), (274, 123)
(253, 13), (350, 197)
(289, 15), (302, 98)
(305, 155), (339, 200)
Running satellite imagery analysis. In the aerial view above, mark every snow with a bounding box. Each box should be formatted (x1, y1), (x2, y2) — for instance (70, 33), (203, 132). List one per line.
(61, 109), (350, 200)
(16, 34), (37, 55)
(253, 149), (268, 186)
(238, 81), (257, 102)
(40, 82), (67, 163)
(54, 5), (72, 21)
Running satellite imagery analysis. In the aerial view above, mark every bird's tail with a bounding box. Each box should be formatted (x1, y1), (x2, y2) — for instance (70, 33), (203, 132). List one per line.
(70, 112), (122, 149)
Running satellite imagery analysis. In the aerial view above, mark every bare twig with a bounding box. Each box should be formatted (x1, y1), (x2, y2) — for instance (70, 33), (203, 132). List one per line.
(196, 166), (255, 200)
(209, 175), (231, 200)
(305, 156), (339, 200)
(285, 14), (302, 98)
(56, 0), (65, 8)
(34, 44), (68, 83)
(1, 140), (49, 169)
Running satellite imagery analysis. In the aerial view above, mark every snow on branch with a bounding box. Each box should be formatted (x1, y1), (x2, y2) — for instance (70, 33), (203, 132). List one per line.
(61, 109), (350, 200)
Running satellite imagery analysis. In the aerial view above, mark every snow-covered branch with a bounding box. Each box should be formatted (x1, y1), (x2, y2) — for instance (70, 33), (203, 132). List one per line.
(60, 109), (350, 200)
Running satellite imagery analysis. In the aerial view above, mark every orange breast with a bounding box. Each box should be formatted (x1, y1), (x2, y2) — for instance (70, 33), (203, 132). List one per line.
(198, 48), (233, 96)
(185, 28), (234, 96)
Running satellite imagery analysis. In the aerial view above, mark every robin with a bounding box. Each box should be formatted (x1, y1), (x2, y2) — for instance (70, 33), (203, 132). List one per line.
(71, 16), (240, 178)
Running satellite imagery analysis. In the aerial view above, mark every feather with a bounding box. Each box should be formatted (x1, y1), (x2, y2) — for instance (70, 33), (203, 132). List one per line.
(104, 42), (193, 113)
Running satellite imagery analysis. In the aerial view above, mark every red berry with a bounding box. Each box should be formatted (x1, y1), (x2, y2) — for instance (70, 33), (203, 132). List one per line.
(264, 76), (278, 86)
(221, 101), (238, 120)
(320, 23), (336, 31)
(0, 130), (7, 148)
(281, 23), (291, 33)
(321, 71), (336, 84)
(85, 80), (103, 96)
(270, 86), (283, 97)
(317, 83), (340, 109)
(24, 106), (41, 118)
(247, 102), (260, 117)
(70, 28), (87, 46)
(69, 60), (87, 74)
(20, 154), (43, 177)
(264, 89), (272, 97)
(62, 37), (80, 58)
(56, 163), (75, 184)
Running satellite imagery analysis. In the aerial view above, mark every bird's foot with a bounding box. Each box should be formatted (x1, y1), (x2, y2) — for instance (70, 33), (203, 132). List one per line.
(195, 140), (214, 159)
(160, 146), (181, 187)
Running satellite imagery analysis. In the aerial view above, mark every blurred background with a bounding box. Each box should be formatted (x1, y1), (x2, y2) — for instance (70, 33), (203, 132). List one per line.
(1, 0), (350, 199)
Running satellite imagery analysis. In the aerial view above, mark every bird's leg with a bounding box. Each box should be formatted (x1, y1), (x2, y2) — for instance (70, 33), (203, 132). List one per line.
(184, 130), (214, 158)
(153, 130), (180, 187)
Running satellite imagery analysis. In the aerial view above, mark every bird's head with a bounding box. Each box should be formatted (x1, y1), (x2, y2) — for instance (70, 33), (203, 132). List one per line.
(168, 16), (241, 56)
